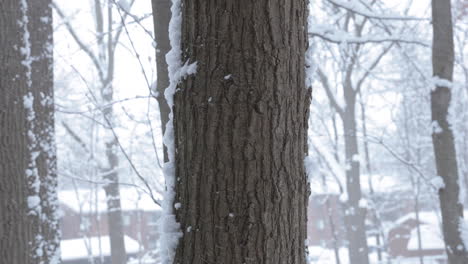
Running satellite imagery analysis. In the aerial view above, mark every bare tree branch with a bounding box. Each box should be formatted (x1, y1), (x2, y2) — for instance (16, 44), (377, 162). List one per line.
(52, 2), (105, 82)
(355, 43), (394, 94)
(366, 135), (440, 191)
(308, 30), (429, 47)
(62, 173), (162, 206)
(317, 67), (345, 116)
(327, 0), (429, 21)
(111, 0), (154, 49)
(60, 120), (105, 170)
(56, 95), (152, 115)
(61, 121), (91, 153)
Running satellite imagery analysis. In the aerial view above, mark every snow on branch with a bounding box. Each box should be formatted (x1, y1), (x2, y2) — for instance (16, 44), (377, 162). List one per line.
(309, 24), (429, 47)
(327, 0), (428, 21)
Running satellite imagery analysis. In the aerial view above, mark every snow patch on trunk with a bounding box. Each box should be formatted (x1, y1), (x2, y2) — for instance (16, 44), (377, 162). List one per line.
(19, 0), (32, 86)
(158, 0), (197, 263)
(20, 1), (46, 261)
(430, 176), (445, 190)
(20, 1), (41, 216)
(459, 220), (468, 252)
(20, 3), (61, 262)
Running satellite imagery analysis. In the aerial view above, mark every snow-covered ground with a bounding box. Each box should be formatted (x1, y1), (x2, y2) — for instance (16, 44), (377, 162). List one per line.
(61, 235), (141, 261)
(307, 246), (446, 264)
(308, 246), (387, 264)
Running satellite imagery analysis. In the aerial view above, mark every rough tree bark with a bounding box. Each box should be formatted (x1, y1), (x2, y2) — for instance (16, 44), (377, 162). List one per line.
(151, 0), (171, 162)
(172, 1), (311, 263)
(431, 0), (468, 263)
(0, 0), (60, 263)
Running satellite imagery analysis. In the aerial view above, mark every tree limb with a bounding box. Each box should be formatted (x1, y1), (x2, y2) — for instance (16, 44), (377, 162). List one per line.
(308, 31), (429, 47)
(327, 0), (428, 21)
(52, 2), (105, 82)
(355, 43), (394, 94)
(317, 67), (345, 116)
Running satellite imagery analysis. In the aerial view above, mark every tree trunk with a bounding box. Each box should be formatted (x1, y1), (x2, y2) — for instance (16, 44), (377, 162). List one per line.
(171, 1), (310, 263)
(102, 160), (127, 264)
(99, 2), (127, 263)
(343, 95), (369, 264)
(0, 0), (60, 263)
(360, 96), (383, 262)
(151, 0), (171, 162)
(101, 122), (126, 264)
(101, 71), (127, 264)
(431, 0), (468, 263)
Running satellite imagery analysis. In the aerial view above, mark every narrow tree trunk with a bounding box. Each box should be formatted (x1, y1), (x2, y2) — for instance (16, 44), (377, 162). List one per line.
(0, 0), (60, 263)
(151, 0), (171, 162)
(102, 156), (127, 264)
(360, 97), (382, 262)
(101, 76), (127, 264)
(101, 114), (126, 264)
(172, 1), (310, 263)
(431, 1), (468, 263)
(99, 2), (127, 263)
(343, 98), (369, 264)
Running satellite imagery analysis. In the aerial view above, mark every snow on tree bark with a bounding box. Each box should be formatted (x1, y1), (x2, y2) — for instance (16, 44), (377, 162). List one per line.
(169, 1), (311, 263)
(0, 0), (60, 263)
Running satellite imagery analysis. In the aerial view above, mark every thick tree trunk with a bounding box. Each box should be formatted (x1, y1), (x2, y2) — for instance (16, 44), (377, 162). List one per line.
(431, 1), (468, 263)
(0, 0), (60, 263)
(343, 96), (369, 264)
(151, 0), (171, 162)
(171, 1), (310, 263)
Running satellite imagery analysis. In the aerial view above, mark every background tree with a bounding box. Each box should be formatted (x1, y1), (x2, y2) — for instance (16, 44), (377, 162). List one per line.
(431, 0), (468, 263)
(0, 0), (60, 263)
(310, 2), (395, 262)
(307, 1), (436, 263)
(54, 1), (128, 261)
(53, 0), (163, 262)
(53, 1), (146, 262)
